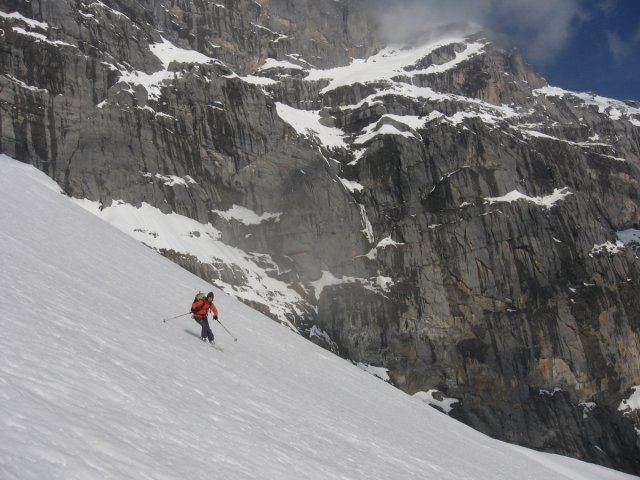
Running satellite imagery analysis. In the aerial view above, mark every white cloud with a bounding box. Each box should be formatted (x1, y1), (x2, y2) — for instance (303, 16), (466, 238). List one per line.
(376, 0), (587, 64)
(607, 25), (640, 60)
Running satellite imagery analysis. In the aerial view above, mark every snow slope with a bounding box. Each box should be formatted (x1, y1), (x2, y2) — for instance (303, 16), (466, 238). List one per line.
(0, 154), (636, 479)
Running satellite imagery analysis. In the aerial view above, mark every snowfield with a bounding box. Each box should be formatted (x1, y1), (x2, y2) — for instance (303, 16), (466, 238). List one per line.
(0, 154), (636, 479)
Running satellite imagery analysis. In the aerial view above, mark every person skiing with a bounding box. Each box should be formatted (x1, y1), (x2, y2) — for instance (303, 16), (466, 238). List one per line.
(191, 292), (219, 343)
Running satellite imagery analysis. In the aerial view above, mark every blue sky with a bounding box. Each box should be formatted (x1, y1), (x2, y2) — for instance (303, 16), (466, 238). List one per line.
(379, 0), (639, 100)
(537, 0), (639, 100)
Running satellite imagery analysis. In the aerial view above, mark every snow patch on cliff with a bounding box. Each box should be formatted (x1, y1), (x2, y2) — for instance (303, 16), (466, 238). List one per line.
(533, 86), (640, 124)
(306, 38), (484, 94)
(71, 199), (305, 321)
(115, 36), (221, 100)
(251, 23), (288, 42)
(236, 74), (279, 86)
(309, 270), (390, 301)
(88, 0), (131, 19)
(0, 10), (49, 29)
(539, 388), (564, 396)
(532, 86), (569, 98)
(484, 187), (572, 209)
(117, 69), (179, 100)
(309, 271), (363, 301)
(338, 177), (364, 193)
(341, 83), (518, 128)
(520, 129), (614, 149)
(355, 115), (424, 144)
(11, 27), (75, 47)
(275, 103), (346, 149)
(150, 36), (218, 69)
(617, 229), (640, 245)
(358, 204), (375, 243)
(374, 275), (395, 292)
(143, 172), (197, 187)
(259, 58), (303, 71)
(355, 123), (419, 144)
(3, 74), (48, 93)
(309, 325), (339, 353)
(590, 241), (625, 257)
(618, 386), (640, 413)
(71, 199), (223, 256)
(212, 205), (282, 225)
(364, 236), (405, 260)
(414, 390), (460, 414)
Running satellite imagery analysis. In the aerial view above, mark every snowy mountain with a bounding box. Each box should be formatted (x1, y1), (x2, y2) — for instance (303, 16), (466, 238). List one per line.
(2, 0), (640, 471)
(2, 153), (639, 480)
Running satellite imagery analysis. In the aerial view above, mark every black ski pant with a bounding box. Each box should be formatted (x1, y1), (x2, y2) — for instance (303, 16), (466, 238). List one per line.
(193, 316), (214, 342)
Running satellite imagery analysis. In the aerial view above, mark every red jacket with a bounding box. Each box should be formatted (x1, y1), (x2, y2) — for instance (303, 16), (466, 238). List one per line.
(192, 298), (218, 319)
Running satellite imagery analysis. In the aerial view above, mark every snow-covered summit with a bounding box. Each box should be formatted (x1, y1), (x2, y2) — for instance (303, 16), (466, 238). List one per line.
(265, 32), (640, 155)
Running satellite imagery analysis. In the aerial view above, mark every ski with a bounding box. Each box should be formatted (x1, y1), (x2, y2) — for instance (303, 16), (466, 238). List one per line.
(198, 337), (224, 352)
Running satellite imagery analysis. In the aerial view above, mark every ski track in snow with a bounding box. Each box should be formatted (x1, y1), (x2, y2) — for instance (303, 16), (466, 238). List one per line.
(1, 164), (637, 479)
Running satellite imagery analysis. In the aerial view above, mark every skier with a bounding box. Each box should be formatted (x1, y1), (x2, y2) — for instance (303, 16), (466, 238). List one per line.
(191, 292), (219, 344)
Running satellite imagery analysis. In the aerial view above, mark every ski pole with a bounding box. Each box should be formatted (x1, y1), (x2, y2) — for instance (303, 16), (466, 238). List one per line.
(162, 312), (192, 323)
(215, 318), (238, 342)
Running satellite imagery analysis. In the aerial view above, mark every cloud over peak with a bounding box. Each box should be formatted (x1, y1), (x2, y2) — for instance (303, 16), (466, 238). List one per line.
(607, 26), (640, 61)
(374, 0), (586, 65)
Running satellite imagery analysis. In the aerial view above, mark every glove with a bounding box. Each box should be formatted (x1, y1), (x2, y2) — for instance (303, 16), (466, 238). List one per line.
(213, 315), (218, 320)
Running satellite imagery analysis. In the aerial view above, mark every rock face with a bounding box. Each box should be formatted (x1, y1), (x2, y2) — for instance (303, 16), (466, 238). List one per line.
(2, 0), (640, 472)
